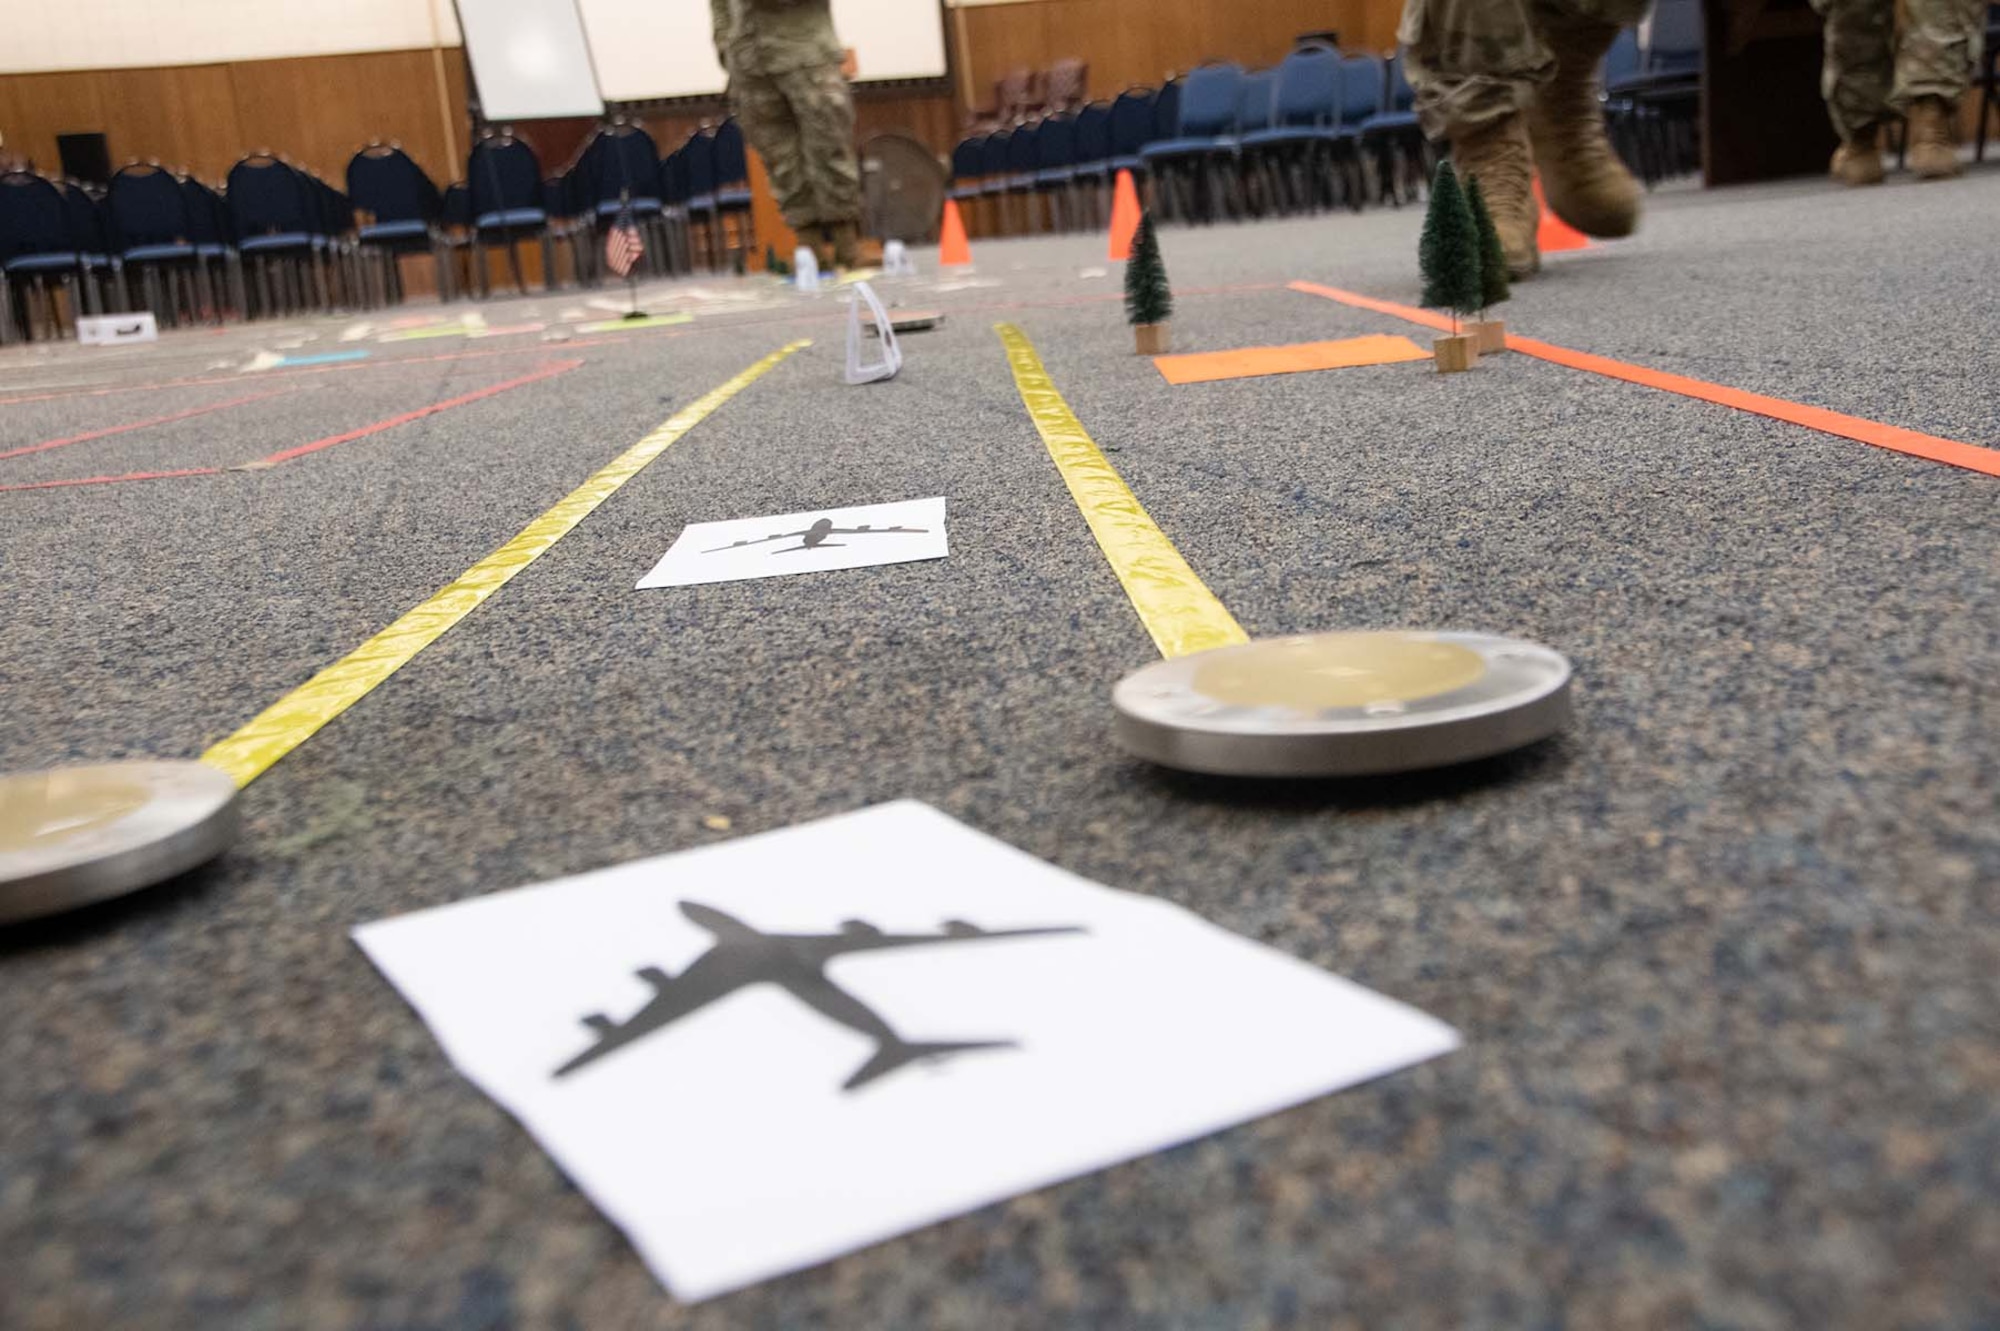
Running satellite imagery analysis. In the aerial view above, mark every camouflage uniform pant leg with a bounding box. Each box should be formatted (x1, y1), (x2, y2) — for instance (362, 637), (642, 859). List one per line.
(769, 64), (861, 228)
(1812, 0), (1897, 139)
(730, 71), (817, 231)
(1893, 0), (1987, 107)
(1399, 0), (1653, 138)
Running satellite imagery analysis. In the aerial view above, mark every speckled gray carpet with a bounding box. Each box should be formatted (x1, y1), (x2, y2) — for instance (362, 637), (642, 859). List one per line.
(3, 166), (1998, 1330)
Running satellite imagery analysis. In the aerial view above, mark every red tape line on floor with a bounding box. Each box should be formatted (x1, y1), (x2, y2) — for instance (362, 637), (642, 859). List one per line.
(0, 467), (222, 493)
(1287, 280), (2000, 478)
(0, 389), (294, 462)
(1, 360), (583, 492)
(255, 359), (581, 465)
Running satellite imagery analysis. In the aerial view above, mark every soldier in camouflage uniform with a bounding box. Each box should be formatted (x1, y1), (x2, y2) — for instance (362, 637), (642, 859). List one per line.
(710, 0), (864, 266)
(1815, 0), (1986, 183)
(1399, 0), (1649, 279)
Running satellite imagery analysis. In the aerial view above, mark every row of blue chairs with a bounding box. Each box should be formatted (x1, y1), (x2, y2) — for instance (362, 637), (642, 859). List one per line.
(435, 119), (753, 299)
(948, 45), (1426, 233)
(1, 158), (357, 341)
(947, 17), (1708, 238)
(0, 119), (757, 341)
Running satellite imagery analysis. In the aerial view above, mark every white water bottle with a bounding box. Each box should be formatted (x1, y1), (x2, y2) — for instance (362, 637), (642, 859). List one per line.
(794, 246), (820, 292)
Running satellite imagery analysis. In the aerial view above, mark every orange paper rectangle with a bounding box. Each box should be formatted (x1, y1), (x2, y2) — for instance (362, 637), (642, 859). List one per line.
(1153, 334), (1431, 385)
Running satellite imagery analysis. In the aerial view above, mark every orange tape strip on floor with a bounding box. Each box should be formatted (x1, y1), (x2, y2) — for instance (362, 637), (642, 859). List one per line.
(1153, 334), (1431, 385)
(1287, 280), (2000, 478)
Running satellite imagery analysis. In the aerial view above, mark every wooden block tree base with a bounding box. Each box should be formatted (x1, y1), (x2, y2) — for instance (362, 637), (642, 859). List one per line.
(1134, 322), (1171, 355)
(1469, 319), (1508, 354)
(1433, 334), (1479, 373)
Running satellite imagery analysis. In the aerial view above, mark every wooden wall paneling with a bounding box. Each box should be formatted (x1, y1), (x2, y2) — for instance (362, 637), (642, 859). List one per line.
(0, 70), (109, 177)
(160, 65), (246, 180)
(958, 0), (1401, 116)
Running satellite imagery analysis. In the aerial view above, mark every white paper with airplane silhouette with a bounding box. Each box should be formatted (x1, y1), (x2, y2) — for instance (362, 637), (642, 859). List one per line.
(635, 496), (947, 589)
(352, 801), (1459, 1304)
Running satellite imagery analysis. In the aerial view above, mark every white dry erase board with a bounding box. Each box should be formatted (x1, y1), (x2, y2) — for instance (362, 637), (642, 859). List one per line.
(578, 0), (948, 102)
(456, 0), (605, 120)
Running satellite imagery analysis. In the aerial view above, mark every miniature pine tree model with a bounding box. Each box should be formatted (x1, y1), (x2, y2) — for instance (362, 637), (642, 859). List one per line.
(1465, 176), (1511, 355)
(1418, 161), (1484, 372)
(1125, 209), (1172, 355)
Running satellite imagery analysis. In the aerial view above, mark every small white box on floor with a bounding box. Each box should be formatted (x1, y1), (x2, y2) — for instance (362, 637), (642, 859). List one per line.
(76, 313), (158, 346)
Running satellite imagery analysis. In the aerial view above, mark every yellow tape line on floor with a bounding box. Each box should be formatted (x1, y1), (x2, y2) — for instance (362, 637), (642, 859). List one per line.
(201, 340), (810, 787)
(994, 324), (1248, 659)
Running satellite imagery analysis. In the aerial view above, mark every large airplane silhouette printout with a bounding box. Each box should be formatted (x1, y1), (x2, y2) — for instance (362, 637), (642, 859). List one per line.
(353, 802), (1459, 1303)
(636, 497), (948, 588)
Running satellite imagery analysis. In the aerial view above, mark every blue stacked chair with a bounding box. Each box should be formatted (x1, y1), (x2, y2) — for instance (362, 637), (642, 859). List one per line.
(317, 174), (363, 306)
(582, 122), (673, 277)
(227, 155), (327, 315)
(543, 172), (597, 289)
(1104, 87), (1155, 187)
(1600, 30), (1669, 185)
(659, 148), (695, 270)
(107, 163), (205, 326)
(679, 129), (720, 270)
(181, 176), (241, 319)
(1139, 63), (1245, 223)
(439, 180), (476, 300)
(1151, 79), (1183, 147)
(1002, 121), (1041, 233)
(1068, 102), (1114, 227)
(1231, 69), (1279, 216)
(978, 130), (1012, 235)
(348, 143), (450, 305)
(711, 120), (754, 271)
(466, 131), (552, 295)
(1608, 0), (1702, 176)
(948, 134), (987, 215)
(1360, 49), (1429, 204)
(63, 183), (125, 319)
(1240, 45), (1345, 215)
(1318, 54), (1383, 209)
(1033, 113), (1079, 231)
(0, 171), (82, 342)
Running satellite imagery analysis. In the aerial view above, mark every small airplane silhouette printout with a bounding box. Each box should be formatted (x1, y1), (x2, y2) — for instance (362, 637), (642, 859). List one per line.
(352, 802), (1458, 1304)
(636, 497), (948, 589)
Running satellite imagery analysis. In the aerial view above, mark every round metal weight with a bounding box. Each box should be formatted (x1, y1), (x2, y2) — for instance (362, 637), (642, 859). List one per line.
(0, 761), (240, 925)
(1113, 630), (1573, 777)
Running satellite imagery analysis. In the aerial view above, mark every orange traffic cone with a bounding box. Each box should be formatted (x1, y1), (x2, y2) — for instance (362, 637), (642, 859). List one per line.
(1533, 177), (1591, 253)
(939, 198), (972, 268)
(1107, 169), (1142, 262)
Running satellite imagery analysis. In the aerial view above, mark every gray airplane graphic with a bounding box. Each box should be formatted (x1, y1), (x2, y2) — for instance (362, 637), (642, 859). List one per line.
(704, 516), (927, 555)
(554, 901), (1083, 1089)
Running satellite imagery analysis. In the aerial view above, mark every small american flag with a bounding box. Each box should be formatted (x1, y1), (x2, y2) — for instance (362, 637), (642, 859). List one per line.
(605, 219), (644, 279)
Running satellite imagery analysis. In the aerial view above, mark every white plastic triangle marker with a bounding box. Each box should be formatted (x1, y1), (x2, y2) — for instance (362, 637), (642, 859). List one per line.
(794, 247), (821, 293)
(881, 240), (916, 277)
(844, 281), (902, 385)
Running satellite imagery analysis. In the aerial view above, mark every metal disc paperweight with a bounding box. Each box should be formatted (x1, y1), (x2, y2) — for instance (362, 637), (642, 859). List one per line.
(1113, 630), (1573, 777)
(0, 761), (240, 925)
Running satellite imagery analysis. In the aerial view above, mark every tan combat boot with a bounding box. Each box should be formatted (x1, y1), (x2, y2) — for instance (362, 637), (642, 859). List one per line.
(827, 220), (862, 269)
(1452, 113), (1540, 279)
(1527, 17), (1643, 237)
(1830, 127), (1885, 186)
(1906, 97), (1963, 179)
